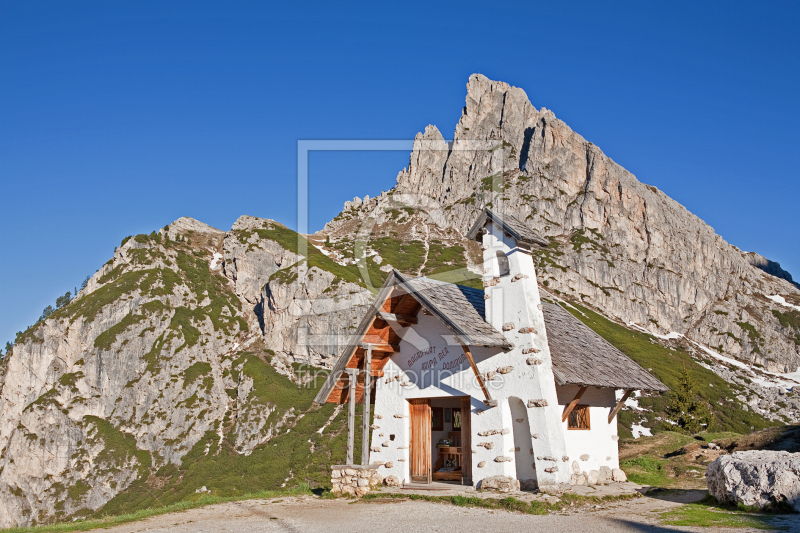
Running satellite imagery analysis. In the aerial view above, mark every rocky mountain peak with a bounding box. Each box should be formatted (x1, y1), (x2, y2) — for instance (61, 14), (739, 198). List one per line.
(331, 74), (800, 372)
(168, 216), (224, 237)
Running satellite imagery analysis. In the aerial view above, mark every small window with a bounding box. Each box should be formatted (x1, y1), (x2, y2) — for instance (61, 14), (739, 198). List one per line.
(568, 405), (590, 430)
(496, 250), (510, 276)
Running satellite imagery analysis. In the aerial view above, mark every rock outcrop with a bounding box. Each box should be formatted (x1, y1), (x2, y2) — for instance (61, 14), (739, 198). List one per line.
(707, 451), (800, 511)
(0, 220), (312, 526)
(744, 252), (800, 289)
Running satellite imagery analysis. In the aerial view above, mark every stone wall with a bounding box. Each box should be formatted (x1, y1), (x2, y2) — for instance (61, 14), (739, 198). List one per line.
(330, 465), (382, 497)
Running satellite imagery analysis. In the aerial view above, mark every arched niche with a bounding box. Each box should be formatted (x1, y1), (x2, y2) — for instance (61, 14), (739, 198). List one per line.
(496, 250), (510, 277)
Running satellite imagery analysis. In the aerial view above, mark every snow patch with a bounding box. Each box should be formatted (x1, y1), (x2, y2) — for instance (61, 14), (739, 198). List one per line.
(691, 339), (800, 391)
(209, 252), (224, 270)
(690, 341), (750, 370)
(631, 424), (652, 439)
(313, 244), (348, 266)
(625, 397), (644, 411)
(626, 322), (683, 341)
(766, 294), (800, 312)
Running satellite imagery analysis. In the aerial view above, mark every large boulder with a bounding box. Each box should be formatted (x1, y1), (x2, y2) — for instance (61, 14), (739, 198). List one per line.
(707, 451), (800, 511)
(477, 475), (520, 493)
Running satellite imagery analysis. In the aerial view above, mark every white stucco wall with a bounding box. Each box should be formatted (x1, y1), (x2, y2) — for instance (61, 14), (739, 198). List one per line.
(556, 385), (620, 476)
(369, 313), (507, 485)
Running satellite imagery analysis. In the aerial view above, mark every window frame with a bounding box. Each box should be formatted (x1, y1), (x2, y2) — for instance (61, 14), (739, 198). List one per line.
(567, 404), (591, 430)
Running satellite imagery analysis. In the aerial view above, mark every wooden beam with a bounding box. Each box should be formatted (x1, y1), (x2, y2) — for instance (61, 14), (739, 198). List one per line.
(378, 311), (418, 325)
(562, 386), (589, 423)
(346, 368), (357, 464)
(609, 389), (633, 424)
(361, 334), (389, 345)
(360, 342), (399, 353)
(460, 343), (493, 403)
(361, 345), (372, 465)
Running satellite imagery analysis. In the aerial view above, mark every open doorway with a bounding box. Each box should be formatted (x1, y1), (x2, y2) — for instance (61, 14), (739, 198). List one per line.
(408, 396), (471, 484)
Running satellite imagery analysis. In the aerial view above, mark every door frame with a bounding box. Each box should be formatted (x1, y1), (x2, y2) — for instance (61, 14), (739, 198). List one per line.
(408, 396), (472, 485)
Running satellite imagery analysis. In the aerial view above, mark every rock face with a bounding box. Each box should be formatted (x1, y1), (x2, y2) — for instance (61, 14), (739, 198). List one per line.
(477, 475), (520, 492)
(707, 451), (800, 511)
(221, 216), (372, 370)
(323, 74), (800, 373)
(744, 252), (800, 290)
(0, 218), (341, 527)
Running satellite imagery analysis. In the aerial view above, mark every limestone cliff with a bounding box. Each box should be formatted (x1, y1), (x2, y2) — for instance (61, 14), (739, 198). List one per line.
(0, 218), (341, 527)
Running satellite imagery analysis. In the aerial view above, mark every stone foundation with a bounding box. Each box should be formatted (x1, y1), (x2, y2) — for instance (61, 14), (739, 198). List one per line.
(569, 463), (627, 486)
(331, 465), (382, 497)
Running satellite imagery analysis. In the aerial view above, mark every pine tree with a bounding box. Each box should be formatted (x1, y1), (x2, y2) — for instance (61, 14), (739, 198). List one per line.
(665, 365), (713, 434)
(40, 305), (55, 321)
(55, 291), (71, 309)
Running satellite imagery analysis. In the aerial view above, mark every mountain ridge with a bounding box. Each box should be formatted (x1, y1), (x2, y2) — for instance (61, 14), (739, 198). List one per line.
(0, 74), (799, 527)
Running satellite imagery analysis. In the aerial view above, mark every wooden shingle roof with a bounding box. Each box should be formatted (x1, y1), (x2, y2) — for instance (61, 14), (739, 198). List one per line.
(541, 302), (668, 392)
(400, 276), (510, 348)
(313, 272), (667, 405)
(466, 208), (549, 247)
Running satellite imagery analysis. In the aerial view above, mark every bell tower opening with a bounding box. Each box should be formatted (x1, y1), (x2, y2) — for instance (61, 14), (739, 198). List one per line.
(496, 250), (510, 277)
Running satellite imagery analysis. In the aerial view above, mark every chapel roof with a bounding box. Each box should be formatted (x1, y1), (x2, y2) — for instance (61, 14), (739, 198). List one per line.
(466, 208), (549, 247)
(399, 275), (510, 348)
(313, 271), (667, 405)
(541, 302), (668, 392)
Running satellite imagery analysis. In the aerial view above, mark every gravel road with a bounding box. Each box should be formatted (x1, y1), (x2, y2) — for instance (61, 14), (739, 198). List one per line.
(100, 495), (798, 533)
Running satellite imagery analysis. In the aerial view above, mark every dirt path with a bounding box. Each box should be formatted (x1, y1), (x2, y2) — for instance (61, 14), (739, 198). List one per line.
(100, 494), (797, 533)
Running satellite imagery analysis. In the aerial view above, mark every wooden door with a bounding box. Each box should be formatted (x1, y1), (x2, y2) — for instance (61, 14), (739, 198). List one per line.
(409, 399), (432, 483)
(460, 396), (472, 486)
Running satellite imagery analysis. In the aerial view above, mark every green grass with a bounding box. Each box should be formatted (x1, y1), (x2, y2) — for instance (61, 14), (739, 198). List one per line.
(772, 310), (800, 345)
(183, 362), (212, 389)
(561, 301), (779, 435)
(250, 224), (381, 289)
(0, 486), (314, 533)
(695, 431), (742, 443)
(83, 416), (152, 475)
(619, 456), (674, 486)
(93, 301), (166, 350)
(659, 496), (788, 530)
(570, 228), (610, 255)
(773, 309), (800, 330)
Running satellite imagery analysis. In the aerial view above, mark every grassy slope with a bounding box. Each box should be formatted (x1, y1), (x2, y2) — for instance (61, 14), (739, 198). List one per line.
(660, 496), (789, 530)
(558, 301), (780, 436)
(96, 355), (361, 517)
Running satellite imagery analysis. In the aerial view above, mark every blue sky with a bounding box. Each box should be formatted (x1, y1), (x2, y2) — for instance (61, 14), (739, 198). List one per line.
(1, 1), (798, 346)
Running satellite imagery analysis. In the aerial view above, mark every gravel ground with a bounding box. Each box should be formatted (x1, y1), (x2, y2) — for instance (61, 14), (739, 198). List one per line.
(100, 494), (799, 533)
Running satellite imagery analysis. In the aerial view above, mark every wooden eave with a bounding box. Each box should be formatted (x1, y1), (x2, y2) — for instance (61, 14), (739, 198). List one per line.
(314, 272), (424, 405)
(313, 270), (509, 406)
